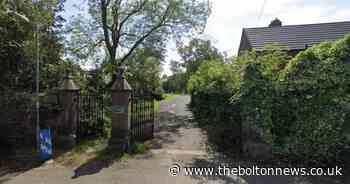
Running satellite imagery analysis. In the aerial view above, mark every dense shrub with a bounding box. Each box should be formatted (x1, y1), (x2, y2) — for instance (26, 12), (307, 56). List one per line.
(275, 35), (350, 163)
(188, 60), (241, 153)
(236, 62), (274, 144)
(188, 60), (238, 96)
(189, 34), (350, 164)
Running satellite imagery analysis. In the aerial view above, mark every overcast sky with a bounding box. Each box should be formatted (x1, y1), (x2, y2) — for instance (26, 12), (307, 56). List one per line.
(63, 0), (350, 74)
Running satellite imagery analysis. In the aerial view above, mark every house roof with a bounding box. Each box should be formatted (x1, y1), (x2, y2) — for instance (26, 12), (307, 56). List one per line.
(240, 21), (350, 52)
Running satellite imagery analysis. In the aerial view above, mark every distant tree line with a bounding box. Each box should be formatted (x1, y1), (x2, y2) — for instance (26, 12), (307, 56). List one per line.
(162, 38), (224, 93)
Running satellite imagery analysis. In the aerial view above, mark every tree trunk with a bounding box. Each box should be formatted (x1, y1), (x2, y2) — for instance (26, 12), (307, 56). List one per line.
(107, 52), (117, 88)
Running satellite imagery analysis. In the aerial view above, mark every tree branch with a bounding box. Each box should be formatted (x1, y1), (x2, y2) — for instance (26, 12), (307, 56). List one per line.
(118, 3), (171, 65)
(70, 39), (104, 57)
(101, 0), (113, 56)
(111, 0), (120, 50)
(118, 0), (148, 34)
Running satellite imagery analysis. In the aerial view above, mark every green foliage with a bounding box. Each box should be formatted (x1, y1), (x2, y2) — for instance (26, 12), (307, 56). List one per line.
(188, 59), (242, 154)
(178, 38), (223, 76)
(235, 44), (290, 81)
(187, 60), (236, 95)
(129, 142), (147, 154)
(68, 0), (211, 80)
(190, 93), (241, 155)
(0, 0), (69, 92)
(189, 35), (350, 164)
(163, 39), (223, 94)
(238, 62), (274, 144)
(275, 34), (350, 163)
(125, 48), (162, 94)
(269, 18), (282, 27)
(162, 60), (187, 93)
(169, 60), (184, 74)
(162, 72), (187, 93)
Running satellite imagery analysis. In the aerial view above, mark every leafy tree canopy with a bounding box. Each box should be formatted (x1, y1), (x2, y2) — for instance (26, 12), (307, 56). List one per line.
(67, 0), (211, 79)
(269, 18), (282, 27)
(178, 38), (223, 75)
(0, 0), (68, 92)
(124, 47), (162, 94)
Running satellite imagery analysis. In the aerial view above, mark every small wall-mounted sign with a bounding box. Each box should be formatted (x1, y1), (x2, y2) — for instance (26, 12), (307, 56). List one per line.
(111, 105), (127, 113)
(39, 128), (52, 161)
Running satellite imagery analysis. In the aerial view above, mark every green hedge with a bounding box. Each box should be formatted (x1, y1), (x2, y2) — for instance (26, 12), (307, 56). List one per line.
(275, 35), (350, 163)
(190, 92), (241, 154)
(189, 34), (350, 164)
(188, 60), (242, 154)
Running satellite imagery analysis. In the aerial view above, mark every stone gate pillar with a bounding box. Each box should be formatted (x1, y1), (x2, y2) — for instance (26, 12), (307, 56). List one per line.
(110, 66), (132, 151)
(59, 73), (80, 148)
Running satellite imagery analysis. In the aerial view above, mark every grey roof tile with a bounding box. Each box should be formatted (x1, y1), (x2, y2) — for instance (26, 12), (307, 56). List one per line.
(243, 21), (350, 51)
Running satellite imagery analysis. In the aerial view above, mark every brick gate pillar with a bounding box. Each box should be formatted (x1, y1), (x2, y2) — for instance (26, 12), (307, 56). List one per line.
(59, 73), (80, 148)
(110, 66), (132, 151)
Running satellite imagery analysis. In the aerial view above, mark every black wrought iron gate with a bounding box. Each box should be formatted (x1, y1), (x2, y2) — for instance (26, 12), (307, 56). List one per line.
(130, 94), (155, 141)
(77, 91), (157, 142)
(77, 92), (104, 138)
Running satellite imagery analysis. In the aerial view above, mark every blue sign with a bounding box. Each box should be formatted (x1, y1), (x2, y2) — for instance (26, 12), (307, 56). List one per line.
(39, 128), (52, 161)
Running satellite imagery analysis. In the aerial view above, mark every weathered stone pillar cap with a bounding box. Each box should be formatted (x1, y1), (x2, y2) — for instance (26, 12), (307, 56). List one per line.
(60, 75), (80, 91)
(111, 78), (132, 92)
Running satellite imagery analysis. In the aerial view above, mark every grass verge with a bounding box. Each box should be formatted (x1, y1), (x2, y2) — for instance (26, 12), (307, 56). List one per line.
(54, 139), (149, 167)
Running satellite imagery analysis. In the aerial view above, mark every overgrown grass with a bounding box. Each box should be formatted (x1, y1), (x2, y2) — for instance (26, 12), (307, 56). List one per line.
(54, 138), (109, 166)
(129, 142), (147, 154)
(54, 139), (149, 167)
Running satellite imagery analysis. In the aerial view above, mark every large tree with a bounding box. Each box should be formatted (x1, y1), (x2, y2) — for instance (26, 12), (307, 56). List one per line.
(177, 38), (223, 79)
(125, 47), (162, 94)
(0, 0), (67, 92)
(169, 60), (183, 74)
(69, 0), (211, 80)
